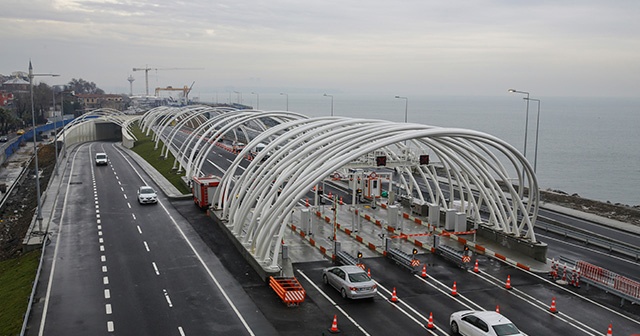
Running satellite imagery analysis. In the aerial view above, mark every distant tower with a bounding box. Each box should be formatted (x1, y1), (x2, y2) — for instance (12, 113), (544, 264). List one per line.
(127, 75), (135, 96)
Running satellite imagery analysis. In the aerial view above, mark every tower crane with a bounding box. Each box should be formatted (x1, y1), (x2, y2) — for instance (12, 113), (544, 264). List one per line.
(132, 66), (203, 96)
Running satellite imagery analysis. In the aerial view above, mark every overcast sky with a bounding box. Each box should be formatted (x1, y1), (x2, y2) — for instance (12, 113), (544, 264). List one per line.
(2, 0), (639, 97)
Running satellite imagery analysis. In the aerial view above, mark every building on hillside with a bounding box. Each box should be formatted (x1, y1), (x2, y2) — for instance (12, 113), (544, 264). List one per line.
(76, 93), (124, 110)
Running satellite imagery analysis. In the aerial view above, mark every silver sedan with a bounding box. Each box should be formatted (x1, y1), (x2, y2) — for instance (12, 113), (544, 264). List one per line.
(322, 265), (377, 299)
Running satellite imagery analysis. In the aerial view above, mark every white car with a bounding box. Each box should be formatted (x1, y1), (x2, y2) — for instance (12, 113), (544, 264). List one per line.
(322, 265), (377, 299)
(137, 186), (158, 204)
(95, 152), (108, 166)
(450, 310), (522, 336)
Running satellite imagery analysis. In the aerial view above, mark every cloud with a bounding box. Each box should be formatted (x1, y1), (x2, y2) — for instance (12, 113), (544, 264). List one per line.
(1, 0), (639, 96)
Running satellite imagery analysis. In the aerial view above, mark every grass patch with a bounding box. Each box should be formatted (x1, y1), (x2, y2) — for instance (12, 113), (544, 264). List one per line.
(0, 250), (40, 335)
(130, 122), (191, 194)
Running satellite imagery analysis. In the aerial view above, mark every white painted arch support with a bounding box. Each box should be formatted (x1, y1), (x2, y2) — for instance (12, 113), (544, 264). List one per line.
(213, 116), (539, 267)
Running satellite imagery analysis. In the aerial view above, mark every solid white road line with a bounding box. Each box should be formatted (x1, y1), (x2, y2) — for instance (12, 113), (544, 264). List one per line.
(38, 147), (84, 336)
(296, 270), (372, 336)
(471, 271), (599, 335)
(114, 144), (257, 336)
(373, 284), (445, 335)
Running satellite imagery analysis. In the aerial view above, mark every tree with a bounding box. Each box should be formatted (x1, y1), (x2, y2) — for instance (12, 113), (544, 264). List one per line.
(67, 78), (105, 94)
(0, 107), (19, 134)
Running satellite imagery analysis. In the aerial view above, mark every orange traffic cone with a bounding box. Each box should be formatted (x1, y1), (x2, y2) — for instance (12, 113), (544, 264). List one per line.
(451, 281), (458, 296)
(505, 275), (512, 290)
(473, 260), (479, 273)
(426, 312), (434, 329)
(421, 265), (427, 278)
(606, 323), (612, 336)
(390, 287), (398, 303)
(549, 297), (558, 313)
(367, 268), (371, 277)
(329, 315), (340, 333)
(339, 196), (343, 205)
(495, 305), (500, 313)
(305, 198), (309, 207)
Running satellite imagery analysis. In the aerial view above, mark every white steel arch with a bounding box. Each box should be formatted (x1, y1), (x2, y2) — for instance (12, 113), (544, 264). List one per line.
(214, 117), (538, 268)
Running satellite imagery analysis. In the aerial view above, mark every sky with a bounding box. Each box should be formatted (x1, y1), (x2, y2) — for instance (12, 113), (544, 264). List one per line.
(2, 0), (639, 98)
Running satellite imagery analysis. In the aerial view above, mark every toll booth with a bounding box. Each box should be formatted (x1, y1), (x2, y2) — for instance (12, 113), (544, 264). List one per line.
(192, 176), (220, 209)
(364, 172), (381, 199)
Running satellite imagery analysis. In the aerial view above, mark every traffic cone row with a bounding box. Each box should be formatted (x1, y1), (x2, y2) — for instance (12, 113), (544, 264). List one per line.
(390, 287), (398, 302)
(421, 265), (427, 278)
(505, 275), (512, 290)
(329, 315), (340, 333)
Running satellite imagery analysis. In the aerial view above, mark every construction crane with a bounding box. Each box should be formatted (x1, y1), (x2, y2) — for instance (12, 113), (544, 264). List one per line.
(132, 66), (203, 96)
(154, 81), (196, 105)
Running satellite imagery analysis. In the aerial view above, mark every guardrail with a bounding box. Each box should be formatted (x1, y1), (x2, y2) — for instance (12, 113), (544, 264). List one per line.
(335, 250), (358, 266)
(536, 218), (640, 261)
(386, 247), (419, 272)
(435, 244), (471, 270)
(268, 276), (306, 307)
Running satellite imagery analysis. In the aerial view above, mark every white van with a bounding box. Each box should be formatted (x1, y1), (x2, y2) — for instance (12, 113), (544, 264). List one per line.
(95, 153), (108, 166)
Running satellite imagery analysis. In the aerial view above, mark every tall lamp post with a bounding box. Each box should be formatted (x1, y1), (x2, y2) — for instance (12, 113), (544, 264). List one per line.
(323, 93), (334, 116)
(280, 92), (288, 111)
(508, 89), (530, 159)
(28, 61), (59, 233)
(251, 92), (260, 110)
(523, 98), (541, 173)
(395, 95), (408, 123)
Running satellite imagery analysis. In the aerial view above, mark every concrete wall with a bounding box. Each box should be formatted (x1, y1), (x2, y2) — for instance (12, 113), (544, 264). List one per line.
(208, 210), (279, 283)
(475, 222), (548, 262)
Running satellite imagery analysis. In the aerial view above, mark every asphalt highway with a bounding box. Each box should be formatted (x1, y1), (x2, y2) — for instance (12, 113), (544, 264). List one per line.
(26, 130), (640, 335)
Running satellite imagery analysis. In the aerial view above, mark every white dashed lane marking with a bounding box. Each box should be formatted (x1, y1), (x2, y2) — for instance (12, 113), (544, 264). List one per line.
(144, 241), (150, 252)
(152, 262), (160, 276)
(163, 289), (173, 308)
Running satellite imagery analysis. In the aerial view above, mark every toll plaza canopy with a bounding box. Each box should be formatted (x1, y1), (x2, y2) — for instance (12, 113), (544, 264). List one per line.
(139, 105), (539, 269)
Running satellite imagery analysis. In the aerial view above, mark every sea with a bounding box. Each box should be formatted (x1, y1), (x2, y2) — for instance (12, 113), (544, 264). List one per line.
(208, 93), (640, 206)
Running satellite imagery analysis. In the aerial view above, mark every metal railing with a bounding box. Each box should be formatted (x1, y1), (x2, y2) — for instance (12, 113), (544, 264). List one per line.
(536, 218), (640, 261)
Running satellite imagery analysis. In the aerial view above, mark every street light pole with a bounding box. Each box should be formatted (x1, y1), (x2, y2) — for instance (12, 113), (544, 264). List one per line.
(395, 95), (408, 123)
(251, 92), (260, 110)
(280, 92), (288, 111)
(524, 98), (541, 173)
(323, 93), (334, 116)
(28, 60), (59, 233)
(508, 89), (530, 159)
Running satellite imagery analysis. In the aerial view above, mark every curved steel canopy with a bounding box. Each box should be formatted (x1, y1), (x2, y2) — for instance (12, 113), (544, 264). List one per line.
(140, 106), (539, 269)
